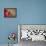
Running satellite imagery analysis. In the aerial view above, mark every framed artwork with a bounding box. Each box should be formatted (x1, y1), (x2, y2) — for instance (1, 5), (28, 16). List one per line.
(4, 8), (17, 18)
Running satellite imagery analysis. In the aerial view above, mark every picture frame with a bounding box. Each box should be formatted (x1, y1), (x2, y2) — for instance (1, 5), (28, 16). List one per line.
(4, 8), (17, 18)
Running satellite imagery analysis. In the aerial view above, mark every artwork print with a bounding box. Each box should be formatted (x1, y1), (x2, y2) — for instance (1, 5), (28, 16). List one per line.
(4, 8), (17, 18)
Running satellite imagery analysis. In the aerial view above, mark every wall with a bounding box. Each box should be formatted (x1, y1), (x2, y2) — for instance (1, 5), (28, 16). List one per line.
(0, 0), (19, 44)
(20, 0), (46, 24)
(0, 0), (46, 45)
